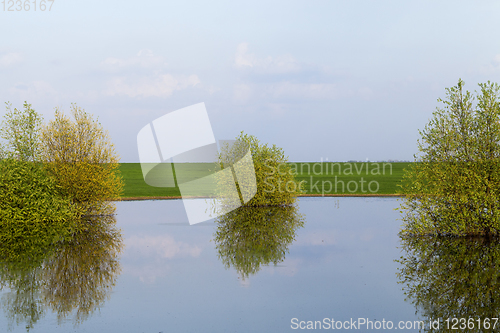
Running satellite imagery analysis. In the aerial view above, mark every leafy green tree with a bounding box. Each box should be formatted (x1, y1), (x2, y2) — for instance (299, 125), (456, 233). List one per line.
(42, 216), (123, 324)
(40, 104), (123, 215)
(400, 79), (500, 236)
(397, 236), (500, 333)
(0, 260), (46, 332)
(217, 132), (302, 207)
(214, 205), (304, 280)
(0, 159), (78, 257)
(0, 102), (43, 161)
(0, 102), (123, 217)
(0, 215), (122, 330)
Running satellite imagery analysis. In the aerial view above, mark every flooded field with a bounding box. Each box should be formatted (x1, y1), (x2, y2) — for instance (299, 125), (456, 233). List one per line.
(0, 197), (467, 332)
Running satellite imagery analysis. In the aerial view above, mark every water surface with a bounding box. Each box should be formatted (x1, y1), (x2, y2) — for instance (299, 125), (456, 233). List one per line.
(0, 197), (422, 332)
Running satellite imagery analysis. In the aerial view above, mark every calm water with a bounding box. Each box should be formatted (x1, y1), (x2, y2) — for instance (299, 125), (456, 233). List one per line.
(0, 198), (423, 332)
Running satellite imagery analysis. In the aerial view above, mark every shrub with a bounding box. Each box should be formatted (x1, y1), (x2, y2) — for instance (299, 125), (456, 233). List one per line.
(0, 102), (123, 217)
(214, 205), (304, 279)
(400, 79), (500, 236)
(0, 215), (122, 329)
(0, 102), (42, 162)
(218, 132), (302, 207)
(397, 236), (500, 324)
(42, 215), (122, 324)
(0, 159), (78, 257)
(40, 104), (123, 215)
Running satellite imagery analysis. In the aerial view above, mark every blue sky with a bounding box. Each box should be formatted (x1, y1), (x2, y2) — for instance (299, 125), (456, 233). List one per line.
(1, 0), (500, 162)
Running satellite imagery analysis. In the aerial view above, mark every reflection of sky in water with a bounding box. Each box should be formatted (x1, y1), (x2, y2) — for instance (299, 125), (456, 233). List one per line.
(0, 198), (418, 332)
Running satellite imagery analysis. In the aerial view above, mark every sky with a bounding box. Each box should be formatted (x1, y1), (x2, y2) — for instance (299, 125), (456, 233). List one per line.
(1, 0), (500, 162)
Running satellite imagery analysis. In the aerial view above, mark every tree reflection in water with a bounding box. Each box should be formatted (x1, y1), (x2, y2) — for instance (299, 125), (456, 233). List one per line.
(214, 205), (305, 280)
(0, 216), (123, 331)
(397, 236), (500, 332)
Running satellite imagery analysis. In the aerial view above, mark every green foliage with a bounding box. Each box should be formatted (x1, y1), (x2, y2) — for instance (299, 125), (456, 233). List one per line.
(400, 79), (500, 236)
(0, 102), (123, 217)
(214, 205), (304, 280)
(397, 236), (500, 332)
(0, 102), (123, 329)
(0, 102), (43, 162)
(41, 216), (123, 324)
(0, 159), (78, 257)
(40, 104), (123, 215)
(0, 258), (46, 331)
(218, 132), (302, 207)
(0, 215), (122, 330)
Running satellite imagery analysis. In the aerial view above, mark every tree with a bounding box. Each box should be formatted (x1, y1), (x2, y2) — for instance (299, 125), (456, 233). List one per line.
(0, 159), (78, 258)
(0, 102), (43, 161)
(42, 216), (122, 324)
(214, 205), (304, 280)
(40, 104), (123, 216)
(0, 215), (122, 329)
(400, 79), (500, 236)
(397, 236), (500, 332)
(217, 132), (303, 207)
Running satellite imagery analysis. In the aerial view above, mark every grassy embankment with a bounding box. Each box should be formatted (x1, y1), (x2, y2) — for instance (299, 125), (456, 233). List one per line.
(118, 162), (410, 199)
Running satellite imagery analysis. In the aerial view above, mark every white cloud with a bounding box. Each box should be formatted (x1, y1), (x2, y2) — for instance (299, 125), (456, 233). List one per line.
(101, 50), (201, 98)
(123, 234), (202, 284)
(493, 54), (500, 65)
(8, 80), (59, 102)
(105, 74), (200, 98)
(0, 52), (22, 67)
(481, 54), (500, 74)
(237, 275), (252, 287)
(233, 83), (253, 102)
(234, 43), (300, 74)
(235, 43), (256, 68)
(357, 86), (374, 100)
(126, 234), (202, 259)
(124, 264), (170, 284)
(235, 43), (251, 67)
(101, 49), (166, 71)
(233, 44), (350, 103)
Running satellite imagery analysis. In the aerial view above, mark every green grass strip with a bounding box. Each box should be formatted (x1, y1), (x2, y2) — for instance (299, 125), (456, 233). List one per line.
(118, 162), (410, 198)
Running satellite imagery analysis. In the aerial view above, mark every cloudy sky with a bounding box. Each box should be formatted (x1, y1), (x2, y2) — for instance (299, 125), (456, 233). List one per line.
(1, 0), (500, 162)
